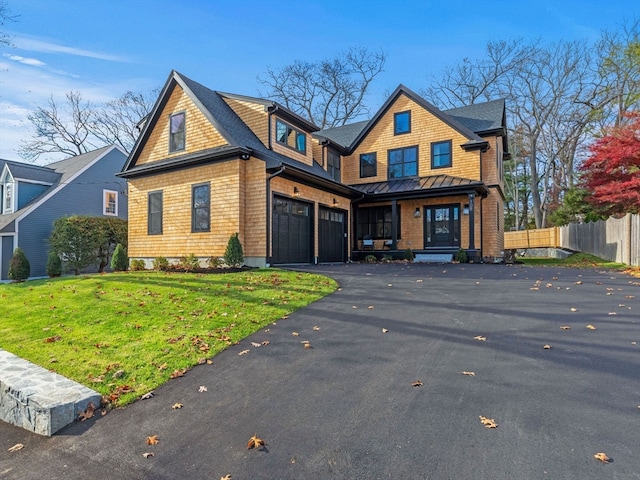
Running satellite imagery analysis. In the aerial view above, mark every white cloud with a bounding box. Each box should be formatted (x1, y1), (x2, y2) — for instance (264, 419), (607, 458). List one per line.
(13, 35), (128, 62)
(3, 53), (46, 67)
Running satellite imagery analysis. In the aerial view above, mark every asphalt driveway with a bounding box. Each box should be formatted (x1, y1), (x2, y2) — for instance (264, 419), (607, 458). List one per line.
(1, 263), (639, 480)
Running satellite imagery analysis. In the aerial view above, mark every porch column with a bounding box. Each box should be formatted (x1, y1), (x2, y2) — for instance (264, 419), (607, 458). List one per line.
(468, 193), (475, 250)
(391, 199), (398, 249)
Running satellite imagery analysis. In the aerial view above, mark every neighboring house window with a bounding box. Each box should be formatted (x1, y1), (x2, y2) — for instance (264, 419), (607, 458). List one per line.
(356, 205), (400, 240)
(276, 119), (306, 154)
(388, 146), (418, 179)
(103, 190), (118, 216)
(148, 191), (163, 235)
(170, 112), (185, 152)
(394, 111), (411, 135)
(3, 182), (13, 214)
(327, 150), (341, 182)
(360, 152), (377, 178)
(192, 183), (210, 232)
(431, 140), (452, 168)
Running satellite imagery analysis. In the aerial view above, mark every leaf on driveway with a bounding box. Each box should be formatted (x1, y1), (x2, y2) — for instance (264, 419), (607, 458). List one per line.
(142, 452), (154, 458)
(543, 344), (551, 349)
(474, 336), (487, 341)
(368, 305), (375, 309)
(570, 308), (578, 312)
(313, 326), (321, 331)
(382, 328), (389, 333)
(479, 416), (498, 428)
(146, 435), (159, 445)
(594, 452), (611, 463)
(141, 391), (155, 400)
(220, 475), (232, 480)
(560, 326), (571, 330)
(460, 371), (476, 376)
(261, 340), (270, 346)
(78, 402), (95, 421)
(172, 403), (183, 409)
(586, 324), (597, 330)
(247, 434), (266, 450)
(238, 349), (250, 355)
(7, 443), (24, 452)
(291, 332), (300, 337)
(251, 342), (261, 347)
(198, 386), (207, 393)
(411, 380), (423, 387)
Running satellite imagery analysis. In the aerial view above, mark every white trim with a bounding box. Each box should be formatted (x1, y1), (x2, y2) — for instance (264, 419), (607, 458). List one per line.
(103, 189), (118, 216)
(13, 178), (54, 186)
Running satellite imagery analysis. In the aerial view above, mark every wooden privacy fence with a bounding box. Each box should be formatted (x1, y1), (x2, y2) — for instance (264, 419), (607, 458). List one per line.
(504, 213), (640, 267)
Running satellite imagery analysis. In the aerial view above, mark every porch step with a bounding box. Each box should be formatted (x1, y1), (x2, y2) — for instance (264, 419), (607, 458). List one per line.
(414, 253), (453, 263)
(0, 348), (102, 436)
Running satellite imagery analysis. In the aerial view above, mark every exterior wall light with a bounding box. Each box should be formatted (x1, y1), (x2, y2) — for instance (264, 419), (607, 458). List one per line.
(293, 186), (300, 197)
(414, 208), (421, 218)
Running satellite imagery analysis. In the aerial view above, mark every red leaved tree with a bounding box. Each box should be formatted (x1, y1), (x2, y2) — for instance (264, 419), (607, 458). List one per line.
(579, 113), (640, 216)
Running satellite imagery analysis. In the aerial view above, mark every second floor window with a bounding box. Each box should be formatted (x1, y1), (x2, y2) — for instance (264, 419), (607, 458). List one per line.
(192, 183), (210, 232)
(431, 140), (452, 168)
(170, 112), (185, 152)
(276, 119), (306, 154)
(388, 146), (418, 179)
(328, 150), (341, 182)
(394, 111), (411, 135)
(360, 152), (377, 178)
(103, 190), (118, 216)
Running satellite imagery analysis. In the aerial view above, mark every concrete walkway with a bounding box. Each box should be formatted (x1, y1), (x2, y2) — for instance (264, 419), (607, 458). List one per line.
(1, 263), (639, 479)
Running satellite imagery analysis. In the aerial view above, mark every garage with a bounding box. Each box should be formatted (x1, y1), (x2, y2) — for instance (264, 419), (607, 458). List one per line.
(272, 196), (312, 264)
(318, 206), (347, 263)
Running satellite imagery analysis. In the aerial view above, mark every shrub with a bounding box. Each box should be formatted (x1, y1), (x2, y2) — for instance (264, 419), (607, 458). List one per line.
(152, 256), (170, 271)
(8, 247), (30, 282)
(224, 233), (244, 267)
(130, 259), (146, 271)
(110, 243), (128, 271)
(382, 254), (393, 262)
(46, 251), (62, 277)
(179, 253), (200, 272)
(454, 248), (468, 263)
(364, 254), (377, 263)
(403, 248), (415, 261)
(207, 256), (223, 269)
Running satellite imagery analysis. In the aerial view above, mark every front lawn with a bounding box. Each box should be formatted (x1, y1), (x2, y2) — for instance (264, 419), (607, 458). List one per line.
(0, 269), (336, 406)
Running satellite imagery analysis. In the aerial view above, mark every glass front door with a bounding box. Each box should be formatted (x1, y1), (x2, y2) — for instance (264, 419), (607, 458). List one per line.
(424, 205), (460, 248)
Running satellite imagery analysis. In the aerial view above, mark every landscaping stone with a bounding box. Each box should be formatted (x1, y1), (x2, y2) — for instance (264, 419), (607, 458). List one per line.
(0, 348), (101, 436)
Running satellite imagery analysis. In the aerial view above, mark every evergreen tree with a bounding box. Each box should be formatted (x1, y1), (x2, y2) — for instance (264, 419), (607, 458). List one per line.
(46, 251), (62, 277)
(110, 243), (129, 271)
(8, 247), (30, 282)
(224, 233), (244, 267)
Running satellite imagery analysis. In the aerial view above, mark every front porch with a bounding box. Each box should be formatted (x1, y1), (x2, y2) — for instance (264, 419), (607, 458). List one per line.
(351, 247), (481, 263)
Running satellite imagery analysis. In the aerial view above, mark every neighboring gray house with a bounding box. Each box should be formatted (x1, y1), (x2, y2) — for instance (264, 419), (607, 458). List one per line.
(0, 145), (128, 280)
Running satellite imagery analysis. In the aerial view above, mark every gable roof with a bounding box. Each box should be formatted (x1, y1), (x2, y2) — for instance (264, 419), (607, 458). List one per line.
(314, 87), (507, 153)
(121, 71), (359, 195)
(1, 160), (60, 185)
(0, 145), (123, 232)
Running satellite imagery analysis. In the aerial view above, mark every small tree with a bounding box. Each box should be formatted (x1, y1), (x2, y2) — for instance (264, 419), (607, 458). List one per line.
(224, 233), (244, 267)
(8, 247), (30, 282)
(110, 243), (128, 271)
(46, 251), (62, 277)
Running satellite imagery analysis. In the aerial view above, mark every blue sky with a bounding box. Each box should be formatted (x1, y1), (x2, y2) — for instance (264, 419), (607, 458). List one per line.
(0, 0), (638, 163)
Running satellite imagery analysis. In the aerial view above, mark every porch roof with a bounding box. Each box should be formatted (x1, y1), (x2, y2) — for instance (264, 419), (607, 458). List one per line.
(353, 174), (488, 201)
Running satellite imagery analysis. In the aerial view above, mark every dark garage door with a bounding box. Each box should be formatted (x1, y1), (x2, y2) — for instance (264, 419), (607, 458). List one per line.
(272, 196), (312, 264)
(319, 207), (346, 263)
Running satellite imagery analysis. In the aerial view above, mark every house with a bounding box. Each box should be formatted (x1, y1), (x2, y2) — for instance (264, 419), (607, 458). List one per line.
(119, 71), (508, 267)
(0, 145), (128, 279)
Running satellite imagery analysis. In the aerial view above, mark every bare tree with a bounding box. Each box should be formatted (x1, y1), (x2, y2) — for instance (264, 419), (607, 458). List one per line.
(258, 47), (386, 128)
(0, 0), (17, 46)
(19, 89), (156, 162)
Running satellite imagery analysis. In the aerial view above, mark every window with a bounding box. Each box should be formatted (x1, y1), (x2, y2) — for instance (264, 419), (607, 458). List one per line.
(192, 183), (210, 232)
(388, 146), (418, 179)
(431, 140), (452, 168)
(148, 191), (163, 235)
(360, 152), (377, 178)
(276, 119), (306, 154)
(327, 150), (341, 182)
(170, 112), (185, 152)
(3, 182), (12, 214)
(424, 205), (460, 247)
(103, 190), (118, 216)
(356, 205), (401, 240)
(394, 111), (411, 135)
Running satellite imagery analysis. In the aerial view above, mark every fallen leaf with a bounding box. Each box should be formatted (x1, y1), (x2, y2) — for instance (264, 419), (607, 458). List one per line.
(291, 332), (300, 337)
(382, 328), (389, 333)
(7, 443), (24, 452)
(44, 335), (62, 343)
(251, 342), (261, 347)
(460, 371), (476, 376)
(586, 324), (597, 330)
(198, 386), (208, 393)
(313, 326), (321, 331)
(78, 402), (95, 421)
(594, 452), (610, 463)
(261, 340), (270, 346)
(220, 475), (232, 480)
(560, 326), (571, 330)
(142, 452), (154, 458)
(170, 368), (187, 379)
(608, 312), (617, 316)
(575, 281), (583, 285)
(411, 380), (423, 387)
(146, 435), (159, 445)
(352, 305), (358, 309)
(247, 434), (266, 450)
(474, 336), (487, 341)
(368, 305), (375, 309)
(479, 416), (498, 428)
(238, 349), (250, 355)
(140, 391), (155, 400)
(416, 279), (423, 283)
(172, 402), (183, 409)
(570, 308), (578, 312)
(543, 344), (551, 349)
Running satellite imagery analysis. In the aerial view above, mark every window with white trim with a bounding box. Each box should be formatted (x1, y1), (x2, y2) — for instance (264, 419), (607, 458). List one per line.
(103, 189), (118, 216)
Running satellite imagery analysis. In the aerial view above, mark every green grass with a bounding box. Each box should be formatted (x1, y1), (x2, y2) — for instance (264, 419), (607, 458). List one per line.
(0, 269), (336, 406)
(519, 252), (627, 269)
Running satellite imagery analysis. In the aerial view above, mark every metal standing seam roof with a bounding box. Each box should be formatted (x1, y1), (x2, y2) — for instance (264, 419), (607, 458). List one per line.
(353, 174), (488, 198)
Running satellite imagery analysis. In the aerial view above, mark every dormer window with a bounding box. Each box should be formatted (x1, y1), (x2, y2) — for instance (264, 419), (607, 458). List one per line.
(169, 112), (185, 152)
(276, 119), (306, 154)
(1, 169), (14, 214)
(394, 111), (411, 135)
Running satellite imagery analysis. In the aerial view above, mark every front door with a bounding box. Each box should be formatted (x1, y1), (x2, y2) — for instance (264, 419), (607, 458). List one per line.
(424, 205), (460, 248)
(319, 206), (347, 263)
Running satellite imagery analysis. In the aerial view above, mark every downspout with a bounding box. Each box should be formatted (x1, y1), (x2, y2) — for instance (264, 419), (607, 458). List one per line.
(266, 165), (286, 266)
